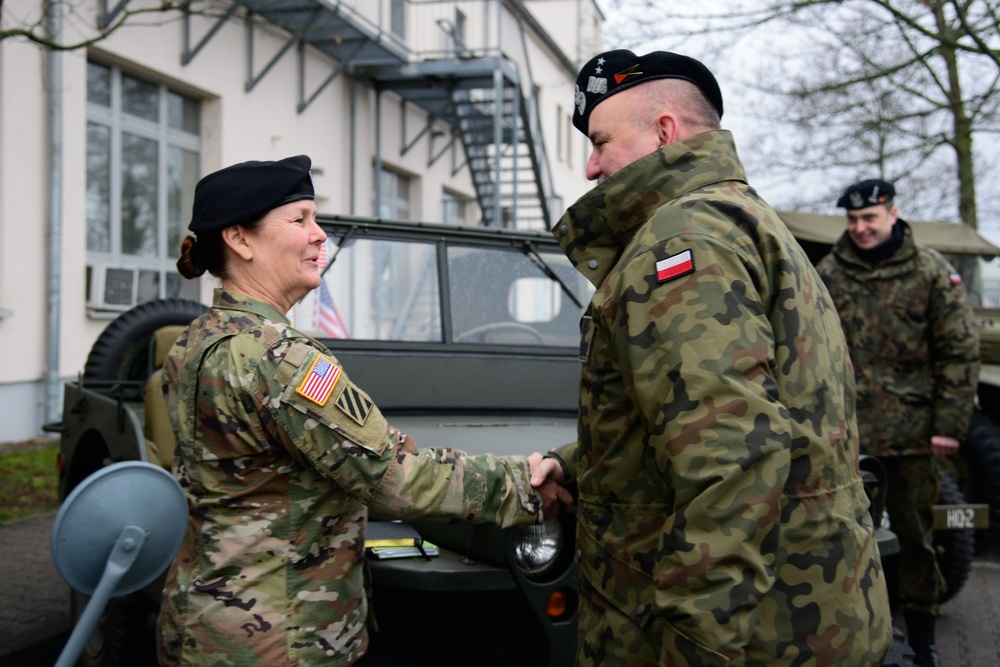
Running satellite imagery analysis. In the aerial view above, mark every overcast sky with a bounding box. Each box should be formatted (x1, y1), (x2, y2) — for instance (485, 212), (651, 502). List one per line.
(591, 0), (1000, 246)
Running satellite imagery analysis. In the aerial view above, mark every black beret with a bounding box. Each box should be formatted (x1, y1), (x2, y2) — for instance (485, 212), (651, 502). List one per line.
(572, 49), (723, 136)
(189, 155), (314, 234)
(836, 179), (895, 210)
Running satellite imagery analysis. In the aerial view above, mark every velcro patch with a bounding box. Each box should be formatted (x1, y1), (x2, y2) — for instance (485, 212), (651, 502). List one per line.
(337, 384), (375, 426)
(655, 249), (694, 282)
(295, 355), (342, 406)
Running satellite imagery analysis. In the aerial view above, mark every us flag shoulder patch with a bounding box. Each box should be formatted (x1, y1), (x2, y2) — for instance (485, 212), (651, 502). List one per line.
(337, 384), (374, 426)
(296, 355), (342, 407)
(655, 249), (694, 283)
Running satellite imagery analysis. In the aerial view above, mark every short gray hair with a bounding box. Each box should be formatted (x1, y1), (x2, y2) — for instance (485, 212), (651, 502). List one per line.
(632, 79), (721, 132)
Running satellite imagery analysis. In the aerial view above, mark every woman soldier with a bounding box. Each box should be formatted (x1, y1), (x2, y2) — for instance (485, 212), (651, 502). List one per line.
(158, 155), (568, 666)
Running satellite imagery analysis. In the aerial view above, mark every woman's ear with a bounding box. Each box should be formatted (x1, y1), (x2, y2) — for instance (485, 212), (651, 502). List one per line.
(222, 225), (254, 261)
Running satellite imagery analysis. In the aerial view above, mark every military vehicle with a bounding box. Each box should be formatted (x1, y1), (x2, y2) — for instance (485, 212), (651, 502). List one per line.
(53, 215), (594, 667)
(780, 210), (1000, 605)
(53, 212), (909, 666)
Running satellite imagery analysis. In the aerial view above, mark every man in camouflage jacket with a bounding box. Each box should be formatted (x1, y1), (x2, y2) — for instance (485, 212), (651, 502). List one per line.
(157, 289), (546, 666)
(533, 50), (892, 666)
(817, 179), (980, 666)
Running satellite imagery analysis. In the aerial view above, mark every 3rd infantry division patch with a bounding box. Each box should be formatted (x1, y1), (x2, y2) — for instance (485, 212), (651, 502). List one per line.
(337, 385), (374, 426)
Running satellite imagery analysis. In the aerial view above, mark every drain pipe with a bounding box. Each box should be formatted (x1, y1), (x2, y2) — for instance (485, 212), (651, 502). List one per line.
(45, 1), (64, 426)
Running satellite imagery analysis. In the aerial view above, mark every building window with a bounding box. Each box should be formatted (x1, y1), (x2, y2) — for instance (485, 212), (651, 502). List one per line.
(390, 0), (405, 39)
(566, 112), (573, 167)
(454, 8), (466, 47)
(377, 167), (411, 220)
(86, 60), (201, 311)
(442, 191), (470, 226)
(374, 167), (413, 321)
(556, 105), (564, 163)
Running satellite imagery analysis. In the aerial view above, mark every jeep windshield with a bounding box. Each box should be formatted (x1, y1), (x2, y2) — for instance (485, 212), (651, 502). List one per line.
(294, 216), (594, 350)
(288, 216), (594, 457)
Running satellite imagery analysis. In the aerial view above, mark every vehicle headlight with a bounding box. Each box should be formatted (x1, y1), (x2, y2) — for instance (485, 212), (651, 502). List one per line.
(511, 518), (562, 577)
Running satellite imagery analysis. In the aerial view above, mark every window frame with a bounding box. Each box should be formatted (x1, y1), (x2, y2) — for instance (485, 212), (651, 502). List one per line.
(85, 60), (202, 311)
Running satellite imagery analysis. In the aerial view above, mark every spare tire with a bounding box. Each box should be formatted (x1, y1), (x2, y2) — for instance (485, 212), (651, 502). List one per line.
(83, 298), (208, 382)
(961, 408), (1000, 548)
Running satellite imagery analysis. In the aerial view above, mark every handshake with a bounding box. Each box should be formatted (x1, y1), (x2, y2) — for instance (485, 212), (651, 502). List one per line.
(528, 453), (575, 520)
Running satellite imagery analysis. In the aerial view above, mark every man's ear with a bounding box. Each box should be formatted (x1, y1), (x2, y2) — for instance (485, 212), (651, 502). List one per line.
(222, 225), (254, 261)
(888, 205), (899, 225)
(655, 113), (680, 148)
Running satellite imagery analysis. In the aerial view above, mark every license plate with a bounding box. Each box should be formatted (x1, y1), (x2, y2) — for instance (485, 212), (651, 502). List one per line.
(932, 504), (990, 530)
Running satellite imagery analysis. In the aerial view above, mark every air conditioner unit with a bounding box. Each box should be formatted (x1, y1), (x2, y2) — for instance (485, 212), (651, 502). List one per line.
(87, 264), (139, 311)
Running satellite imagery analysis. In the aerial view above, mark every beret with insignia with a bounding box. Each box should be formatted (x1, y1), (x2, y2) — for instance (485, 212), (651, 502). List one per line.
(572, 49), (723, 136)
(836, 178), (896, 210)
(189, 155), (314, 234)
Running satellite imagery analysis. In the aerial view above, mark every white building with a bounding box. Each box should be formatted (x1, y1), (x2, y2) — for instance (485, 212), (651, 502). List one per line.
(0, 0), (604, 440)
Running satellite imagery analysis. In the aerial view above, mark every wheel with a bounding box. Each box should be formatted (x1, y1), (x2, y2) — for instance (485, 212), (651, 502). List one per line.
(83, 298), (207, 382)
(70, 589), (158, 667)
(961, 408), (1000, 547)
(934, 467), (976, 604)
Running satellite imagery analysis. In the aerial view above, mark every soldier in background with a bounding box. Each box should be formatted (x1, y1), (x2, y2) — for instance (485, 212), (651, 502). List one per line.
(158, 155), (569, 666)
(817, 179), (980, 667)
(530, 49), (892, 666)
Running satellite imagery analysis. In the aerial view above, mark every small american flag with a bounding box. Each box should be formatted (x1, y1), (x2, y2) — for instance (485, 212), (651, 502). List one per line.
(317, 281), (350, 339)
(317, 237), (329, 269)
(296, 355), (342, 406)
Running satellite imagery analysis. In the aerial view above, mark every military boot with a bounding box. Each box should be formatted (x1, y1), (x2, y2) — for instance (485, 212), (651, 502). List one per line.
(905, 611), (943, 667)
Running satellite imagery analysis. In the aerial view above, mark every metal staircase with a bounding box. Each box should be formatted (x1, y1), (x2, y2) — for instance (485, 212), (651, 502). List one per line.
(364, 55), (554, 229)
(451, 82), (551, 228)
(115, 0), (562, 229)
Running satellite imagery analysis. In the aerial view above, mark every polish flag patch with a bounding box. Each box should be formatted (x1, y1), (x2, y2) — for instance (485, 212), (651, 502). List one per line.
(950, 273), (963, 285)
(655, 250), (695, 283)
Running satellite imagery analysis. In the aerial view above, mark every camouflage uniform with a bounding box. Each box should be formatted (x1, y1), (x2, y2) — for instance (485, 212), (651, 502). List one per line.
(157, 289), (542, 666)
(816, 221), (980, 613)
(548, 131), (892, 666)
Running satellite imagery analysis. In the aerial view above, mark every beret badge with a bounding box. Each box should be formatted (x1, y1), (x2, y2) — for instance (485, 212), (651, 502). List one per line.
(837, 179), (895, 210)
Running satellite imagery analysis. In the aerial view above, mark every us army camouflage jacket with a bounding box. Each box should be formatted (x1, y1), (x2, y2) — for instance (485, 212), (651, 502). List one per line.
(157, 289), (542, 666)
(549, 131), (892, 666)
(816, 221), (980, 457)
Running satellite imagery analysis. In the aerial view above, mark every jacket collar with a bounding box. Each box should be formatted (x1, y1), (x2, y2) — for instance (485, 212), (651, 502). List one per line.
(552, 130), (747, 287)
(831, 219), (917, 271)
(212, 288), (290, 324)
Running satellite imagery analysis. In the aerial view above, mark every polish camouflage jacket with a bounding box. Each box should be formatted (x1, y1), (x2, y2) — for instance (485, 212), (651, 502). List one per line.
(548, 131), (892, 666)
(157, 289), (542, 667)
(816, 221), (980, 457)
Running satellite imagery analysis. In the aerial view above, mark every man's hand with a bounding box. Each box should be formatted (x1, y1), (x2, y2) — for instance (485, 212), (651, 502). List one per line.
(931, 435), (961, 457)
(528, 453), (574, 519)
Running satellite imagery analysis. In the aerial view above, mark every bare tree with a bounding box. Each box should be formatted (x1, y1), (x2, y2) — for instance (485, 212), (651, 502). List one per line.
(598, 0), (1000, 230)
(0, 0), (215, 50)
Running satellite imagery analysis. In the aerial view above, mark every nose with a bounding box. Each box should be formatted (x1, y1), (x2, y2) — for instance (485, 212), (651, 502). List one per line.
(585, 149), (602, 181)
(307, 216), (325, 244)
